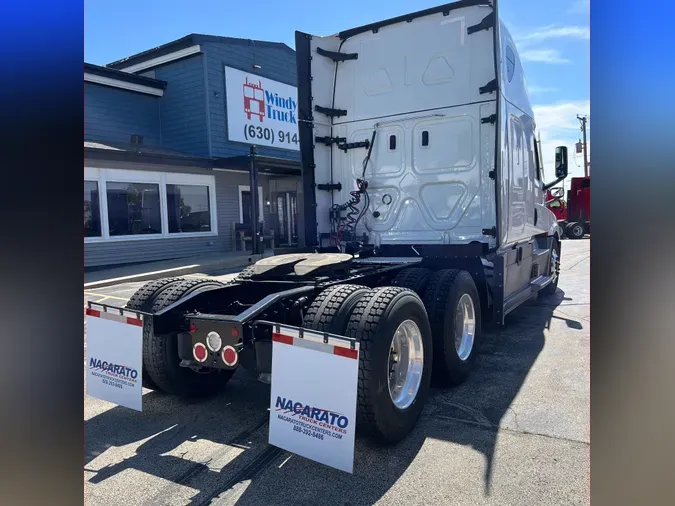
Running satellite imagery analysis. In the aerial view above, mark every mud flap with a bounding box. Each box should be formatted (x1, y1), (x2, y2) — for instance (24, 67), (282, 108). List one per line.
(266, 322), (359, 473)
(85, 306), (145, 411)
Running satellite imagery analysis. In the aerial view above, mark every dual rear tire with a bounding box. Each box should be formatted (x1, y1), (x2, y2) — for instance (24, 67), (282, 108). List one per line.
(302, 268), (482, 443)
(126, 277), (234, 397)
(304, 284), (433, 443)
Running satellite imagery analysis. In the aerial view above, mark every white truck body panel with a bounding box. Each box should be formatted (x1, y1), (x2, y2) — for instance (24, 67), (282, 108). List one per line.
(304, 2), (558, 250)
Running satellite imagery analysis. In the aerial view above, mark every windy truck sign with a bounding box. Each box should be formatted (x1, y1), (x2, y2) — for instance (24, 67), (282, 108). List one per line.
(224, 66), (299, 151)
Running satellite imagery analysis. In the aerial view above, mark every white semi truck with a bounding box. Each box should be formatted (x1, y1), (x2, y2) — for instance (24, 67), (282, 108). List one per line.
(86, 0), (568, 450)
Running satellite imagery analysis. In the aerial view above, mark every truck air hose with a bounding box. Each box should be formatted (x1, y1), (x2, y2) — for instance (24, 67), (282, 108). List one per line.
(332, 130), (377, 247)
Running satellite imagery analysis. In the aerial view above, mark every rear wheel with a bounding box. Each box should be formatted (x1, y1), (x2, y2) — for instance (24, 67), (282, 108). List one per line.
(125, 277), (186, 389)
(144, 278), (233, 397)
(392, 267), (433, 296)
(303, 284), (370, 334)
(423, 270), (481, 386)
(566, 222), (584, 239)
(346, 286), (432, 443)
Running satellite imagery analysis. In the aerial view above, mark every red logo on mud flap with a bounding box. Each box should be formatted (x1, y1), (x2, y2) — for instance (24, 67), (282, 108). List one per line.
(243, 78), (265, 122)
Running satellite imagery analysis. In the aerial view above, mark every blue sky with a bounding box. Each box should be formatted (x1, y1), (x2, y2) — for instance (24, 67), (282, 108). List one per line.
(85, 0), (589, 183)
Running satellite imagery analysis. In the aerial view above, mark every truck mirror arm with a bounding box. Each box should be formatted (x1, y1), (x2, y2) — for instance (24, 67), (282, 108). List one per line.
(543, 176), (566, 191)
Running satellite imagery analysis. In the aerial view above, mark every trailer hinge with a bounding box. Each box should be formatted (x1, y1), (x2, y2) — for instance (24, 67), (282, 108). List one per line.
(315, 135), (346, 146)
(315, 105), (347, 117)
(479, 78), (497, 95)
(316, 47), (358, 62)
(481, 114), (497, 125)
(467, 12), (495, 35)
(338, 140), (370, 152)
(482, 226), (497, 237)
(317, 182), (343, 191)
(488, 170), (496, 179)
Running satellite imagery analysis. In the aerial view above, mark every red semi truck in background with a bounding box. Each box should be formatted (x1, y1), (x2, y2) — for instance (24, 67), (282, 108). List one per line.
(546, 176), (590, 239)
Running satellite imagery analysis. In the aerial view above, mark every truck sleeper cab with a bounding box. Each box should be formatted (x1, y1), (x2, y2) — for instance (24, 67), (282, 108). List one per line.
(91, 0), (570, 445)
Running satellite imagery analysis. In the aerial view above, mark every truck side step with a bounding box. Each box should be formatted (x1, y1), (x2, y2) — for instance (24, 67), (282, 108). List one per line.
(503, 275), (555, 316)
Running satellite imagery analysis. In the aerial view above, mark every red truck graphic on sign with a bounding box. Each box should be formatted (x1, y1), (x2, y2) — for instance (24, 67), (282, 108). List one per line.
(243, 78), (265, 122)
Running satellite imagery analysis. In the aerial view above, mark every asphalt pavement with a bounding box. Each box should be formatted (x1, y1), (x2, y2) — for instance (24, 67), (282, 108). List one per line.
(84, 239), (590, 506)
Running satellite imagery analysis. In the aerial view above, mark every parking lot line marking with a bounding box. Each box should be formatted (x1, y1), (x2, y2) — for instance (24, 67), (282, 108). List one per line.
(84, 292), (128, 301)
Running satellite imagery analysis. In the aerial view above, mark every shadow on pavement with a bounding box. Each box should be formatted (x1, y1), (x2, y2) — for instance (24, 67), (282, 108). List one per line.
(85, 287), (576, 505)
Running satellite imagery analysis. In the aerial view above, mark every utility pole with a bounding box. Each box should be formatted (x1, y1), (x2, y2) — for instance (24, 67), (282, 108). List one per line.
(577, 114), (589, 177)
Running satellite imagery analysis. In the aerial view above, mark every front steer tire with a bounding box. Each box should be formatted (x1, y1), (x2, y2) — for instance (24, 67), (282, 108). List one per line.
(143, 278), (234, 397)
(540, 238), (561, 296)
(345, 286), (433, 444)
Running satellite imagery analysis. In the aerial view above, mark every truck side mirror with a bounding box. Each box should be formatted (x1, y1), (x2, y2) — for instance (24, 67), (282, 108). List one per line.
(555, 146), (568, 179)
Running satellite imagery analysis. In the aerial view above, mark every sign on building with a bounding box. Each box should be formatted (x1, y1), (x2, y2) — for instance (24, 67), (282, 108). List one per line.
(225, 66), (299, 151)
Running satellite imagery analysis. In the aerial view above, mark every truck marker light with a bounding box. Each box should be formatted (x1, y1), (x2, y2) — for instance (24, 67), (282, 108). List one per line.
(206, 331), (222, 352)
(193, 342), (208, 363)
(231, 327), (240, 338)
(189, 323), (198, 333)
(221, 346), (238, 367)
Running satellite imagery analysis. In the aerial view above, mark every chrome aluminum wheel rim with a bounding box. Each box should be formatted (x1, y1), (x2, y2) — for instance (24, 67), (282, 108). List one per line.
(551, 248), (560, 282)
(455, 294), (476, 361)
(388, 319), (424, 409)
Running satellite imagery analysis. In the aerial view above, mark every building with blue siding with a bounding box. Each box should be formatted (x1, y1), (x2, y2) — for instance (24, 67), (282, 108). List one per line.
(85, 35), (301, 268)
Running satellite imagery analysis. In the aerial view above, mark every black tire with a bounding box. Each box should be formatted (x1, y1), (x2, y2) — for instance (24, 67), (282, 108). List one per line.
(303, 284), (370, 334)
(423, 269), (481, 386)
(392, 267), (433, 296)
(345, 286), (433, 444)
(125, 277), (186, 389)
(125, 277), (186, 312)
(144, 278), (233, 397)
(540, 238), (561, 296)
(566, 221), (584, 239)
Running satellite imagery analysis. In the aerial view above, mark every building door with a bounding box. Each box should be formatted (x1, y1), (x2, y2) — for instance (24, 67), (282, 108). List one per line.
(272, 191), (298, 246)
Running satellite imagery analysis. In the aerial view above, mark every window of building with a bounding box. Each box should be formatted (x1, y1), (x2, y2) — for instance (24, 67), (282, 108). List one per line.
(84, 181), (101, 237)
(84, 167), (217, 242)
(167, 184), (211, 233)
(107, 182), (162, 236)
